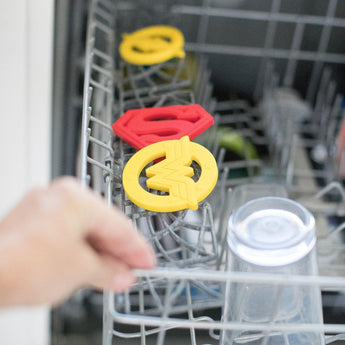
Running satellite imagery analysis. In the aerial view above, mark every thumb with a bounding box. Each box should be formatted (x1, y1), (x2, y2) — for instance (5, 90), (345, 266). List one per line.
(84, 249), (137, 293)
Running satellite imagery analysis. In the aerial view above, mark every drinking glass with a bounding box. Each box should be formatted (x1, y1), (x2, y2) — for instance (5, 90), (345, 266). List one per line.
(223, 197), (324, 345)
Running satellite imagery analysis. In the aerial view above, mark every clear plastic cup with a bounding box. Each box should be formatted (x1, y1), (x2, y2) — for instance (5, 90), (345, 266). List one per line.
(223, 197), (324, 345)
(227, 183), (288, 212)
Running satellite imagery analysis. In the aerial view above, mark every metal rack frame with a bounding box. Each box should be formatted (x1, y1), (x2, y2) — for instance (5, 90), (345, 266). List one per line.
(80, 1), (345, 344)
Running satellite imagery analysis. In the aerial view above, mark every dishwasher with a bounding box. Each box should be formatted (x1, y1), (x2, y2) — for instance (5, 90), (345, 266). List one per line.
(54, 0), (345, 344)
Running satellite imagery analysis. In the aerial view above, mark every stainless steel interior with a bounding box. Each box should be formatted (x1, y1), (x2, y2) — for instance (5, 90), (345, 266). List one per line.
(52, 0), (345, 344)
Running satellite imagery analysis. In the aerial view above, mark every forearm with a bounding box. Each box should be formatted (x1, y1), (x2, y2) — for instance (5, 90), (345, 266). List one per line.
(0, 232), (26, 306)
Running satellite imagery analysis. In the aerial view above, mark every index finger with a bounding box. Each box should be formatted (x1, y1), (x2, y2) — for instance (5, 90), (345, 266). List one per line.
(51, 178), (156, 269)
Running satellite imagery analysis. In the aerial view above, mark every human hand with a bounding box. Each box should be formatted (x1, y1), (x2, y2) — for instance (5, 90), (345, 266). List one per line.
(0, 177), (156, 306)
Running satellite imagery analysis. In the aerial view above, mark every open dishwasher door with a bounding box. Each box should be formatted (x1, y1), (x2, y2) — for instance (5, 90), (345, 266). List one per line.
(0, 1), (54, 345)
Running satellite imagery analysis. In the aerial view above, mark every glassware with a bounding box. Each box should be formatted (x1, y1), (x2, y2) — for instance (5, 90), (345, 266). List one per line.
(223, 197), (324, 345)
(228, 183), (288, 211)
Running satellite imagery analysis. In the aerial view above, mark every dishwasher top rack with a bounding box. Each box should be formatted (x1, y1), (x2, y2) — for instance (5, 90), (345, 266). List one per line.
(80, 1), (345, 345)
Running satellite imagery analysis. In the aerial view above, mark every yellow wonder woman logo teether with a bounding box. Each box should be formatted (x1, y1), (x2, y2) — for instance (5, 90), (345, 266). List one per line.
(122, 136), (218, 212)
(119, 25), (185, 65)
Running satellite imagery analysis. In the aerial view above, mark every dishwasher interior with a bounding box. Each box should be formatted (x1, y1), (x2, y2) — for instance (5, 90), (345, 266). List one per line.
(52, 0), (345, 344)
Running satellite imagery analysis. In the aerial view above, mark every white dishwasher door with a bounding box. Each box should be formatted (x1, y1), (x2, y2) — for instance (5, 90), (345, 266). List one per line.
(0, 0), (54, 344)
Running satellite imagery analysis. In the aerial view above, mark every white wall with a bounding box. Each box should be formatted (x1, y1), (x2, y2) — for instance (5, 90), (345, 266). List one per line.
(0, 0), (54, 343)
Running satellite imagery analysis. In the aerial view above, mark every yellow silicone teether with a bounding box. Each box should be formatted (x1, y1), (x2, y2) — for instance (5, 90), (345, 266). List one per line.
(119, 25), (185, 65)
(122, 136), (218, 212)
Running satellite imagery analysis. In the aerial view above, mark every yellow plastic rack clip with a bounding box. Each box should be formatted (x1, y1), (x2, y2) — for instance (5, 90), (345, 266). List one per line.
(119, 25), (185, 65)
(122, 136), (218, 212)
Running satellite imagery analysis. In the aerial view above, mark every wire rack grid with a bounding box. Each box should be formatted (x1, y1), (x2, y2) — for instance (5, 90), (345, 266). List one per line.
(80, 1), (345, 345)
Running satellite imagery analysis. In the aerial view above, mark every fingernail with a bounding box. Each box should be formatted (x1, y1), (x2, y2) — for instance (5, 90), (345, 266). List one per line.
(135, 245), (157, 268)
(148, 246), (157, 266)
(112, 272), (136, 292)
(142, 241), (156, 263)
